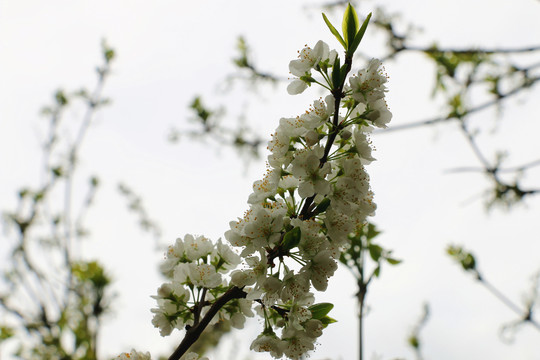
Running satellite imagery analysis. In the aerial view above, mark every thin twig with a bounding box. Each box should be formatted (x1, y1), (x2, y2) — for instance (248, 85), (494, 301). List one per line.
(380, 76), (540, 133)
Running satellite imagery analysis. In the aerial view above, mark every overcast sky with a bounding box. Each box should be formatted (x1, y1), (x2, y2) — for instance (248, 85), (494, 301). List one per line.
(1, 1), (540, 359)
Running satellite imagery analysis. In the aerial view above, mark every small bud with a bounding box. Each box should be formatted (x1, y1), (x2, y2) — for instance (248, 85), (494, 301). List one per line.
(341, 130), (352, 140)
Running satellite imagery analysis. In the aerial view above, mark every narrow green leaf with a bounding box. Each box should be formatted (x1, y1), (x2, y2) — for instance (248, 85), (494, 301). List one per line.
(322, 13), (346, 48)
(348, 12), (372, 57)
(320, 315), (338, 327)
(386, 257), (402, 265)
(342, 3), (359, 47)
(331, 56), (341, 89)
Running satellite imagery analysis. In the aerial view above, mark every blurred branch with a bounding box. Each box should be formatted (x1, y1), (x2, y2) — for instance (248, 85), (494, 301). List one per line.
(64, 40), (115, 267)
(446, 158), (540, 174)
(339, 223), (401, 360)
(457, 118), (540, 208)
(447, 246), (540, 334)
(117, 182), (162, 244)
(0, 40), (115, 359)
(402, 44), (540, 56)
(229, 36), (284, 84)
(382, 74), (540, 132)
(407, 303), (430, 360)
(169, 96), (264, 161)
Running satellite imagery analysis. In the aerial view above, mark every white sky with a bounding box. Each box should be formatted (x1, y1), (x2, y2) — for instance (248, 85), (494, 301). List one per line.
(1, 1), (540, 359)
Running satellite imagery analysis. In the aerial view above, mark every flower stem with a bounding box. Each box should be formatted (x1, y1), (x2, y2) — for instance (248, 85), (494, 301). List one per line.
(299, 54), (353, 220)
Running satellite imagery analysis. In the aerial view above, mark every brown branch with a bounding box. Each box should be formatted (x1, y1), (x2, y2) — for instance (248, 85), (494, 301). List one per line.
(445, 158), (540, 174)
(406, 44), (540, 56)
(477, 274), (540, 332)
(168, 286), (247, 360)
(299, 53), (353, 220)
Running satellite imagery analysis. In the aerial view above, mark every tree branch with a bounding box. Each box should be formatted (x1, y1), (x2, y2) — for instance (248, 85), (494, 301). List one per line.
(380, 75), (540, 133)
(168, 286), (247, 360)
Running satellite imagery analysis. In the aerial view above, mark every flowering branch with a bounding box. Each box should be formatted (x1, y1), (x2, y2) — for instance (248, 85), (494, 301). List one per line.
(447, 246), (540, 333)
(118, 4), (393, 359)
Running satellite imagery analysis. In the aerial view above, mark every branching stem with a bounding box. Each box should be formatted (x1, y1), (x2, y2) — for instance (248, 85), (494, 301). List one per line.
(168, 286), (247, 360)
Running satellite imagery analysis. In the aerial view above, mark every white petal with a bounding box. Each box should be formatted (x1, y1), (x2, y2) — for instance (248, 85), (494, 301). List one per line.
(287, 79), (308, 95)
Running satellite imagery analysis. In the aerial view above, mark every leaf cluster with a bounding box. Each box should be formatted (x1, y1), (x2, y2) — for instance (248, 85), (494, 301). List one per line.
(340, 223), (400, 281)
(322, 4), (371, 57)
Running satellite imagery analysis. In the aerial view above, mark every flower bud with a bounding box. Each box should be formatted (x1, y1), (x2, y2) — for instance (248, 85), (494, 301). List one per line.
(341, 130), (352, 140)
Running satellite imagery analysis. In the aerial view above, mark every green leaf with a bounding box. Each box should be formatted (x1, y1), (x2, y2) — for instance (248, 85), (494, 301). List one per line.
(281, 227), (301, 250)
(102, 40), (115, 63)
(90, 176), (100, 187)
(18, 188), (29, 199)
(386, 257), (402, 265)
(309, 303), (334, 319)
(104, 48), (115, 62)
(300, 74), (316, 84)
(322, 13), (346, 48)
(447, 245), (477, 271)
(0, 326), (14, 341)
(55, 90), (68, 106)
(342, 3), (359, 48)
(408, 335), (420, 349)
(364, 222), (381, 240)
(51, 166), (63, 177)
(368, 244), (383, 261)
(462, 253), (476, 271)
(348, 12), (372, 56)
(320, 315), (338, 327)
(331, 56), (342, 89)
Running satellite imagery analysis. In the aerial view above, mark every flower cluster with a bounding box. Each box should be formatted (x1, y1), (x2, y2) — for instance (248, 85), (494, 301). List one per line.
(151, 235), (249, 336)
(146, 6), (391, 360)
(219, 41), (390, 357)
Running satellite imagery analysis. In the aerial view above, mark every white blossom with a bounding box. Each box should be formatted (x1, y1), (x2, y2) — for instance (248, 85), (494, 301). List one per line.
(281, 327), (316, 360)
(250, 332), (286, 358)
(349, 58), (388, 104)
(174, 263), (221, 289)
(184, 234), (214, 261)
(301, 250), (338, 291)
(287, 79), (308, 95)
(116, 349), (151, 360)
